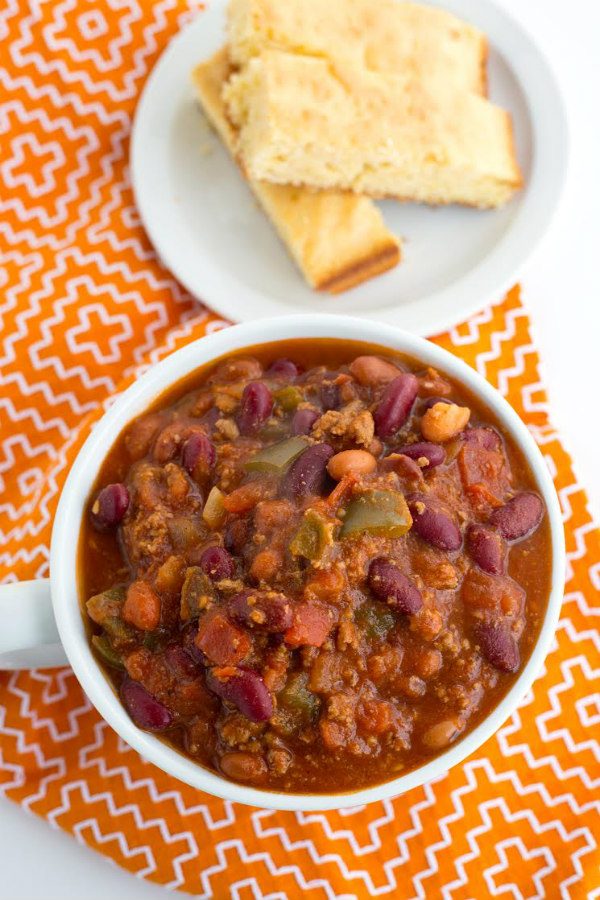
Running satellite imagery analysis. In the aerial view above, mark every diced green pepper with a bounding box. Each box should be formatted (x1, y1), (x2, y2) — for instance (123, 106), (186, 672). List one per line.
(274, 385), (303, 411)
(168, 516), (205, 551)
(203, 486), (226, 529)
(289, 509), (334, 561)
(257, 422), (290, 442)
(102, 615), (136, 645)
(142, 632), (162, 652)
(340, 489), (413, 538)
(245, 436), (308, 474)
(355, 602), (395, 641)
(91, 634), (124, 669)
(86, 586), (126, 626)
(180, 566), (215, 621)
(279, 672), (320, 723)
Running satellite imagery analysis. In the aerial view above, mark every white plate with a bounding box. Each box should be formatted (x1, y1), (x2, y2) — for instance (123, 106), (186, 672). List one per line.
(131, 0), (568, 335)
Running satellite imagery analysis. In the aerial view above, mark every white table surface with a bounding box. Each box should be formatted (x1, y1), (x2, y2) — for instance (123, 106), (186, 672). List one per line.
(1, 1), (598, 896)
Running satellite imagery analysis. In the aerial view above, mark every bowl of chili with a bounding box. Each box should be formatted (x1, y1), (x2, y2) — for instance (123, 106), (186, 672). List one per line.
(47, 315), (564, 810)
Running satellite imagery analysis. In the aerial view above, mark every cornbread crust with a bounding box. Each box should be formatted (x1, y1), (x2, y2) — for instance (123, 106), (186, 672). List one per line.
(192, 50), (401, 294)
(227, 0), (489, 96)
(224, 51), (522, 208)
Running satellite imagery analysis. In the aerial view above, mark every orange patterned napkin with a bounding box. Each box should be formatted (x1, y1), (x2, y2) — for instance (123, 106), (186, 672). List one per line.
(1, 2), (598, 897)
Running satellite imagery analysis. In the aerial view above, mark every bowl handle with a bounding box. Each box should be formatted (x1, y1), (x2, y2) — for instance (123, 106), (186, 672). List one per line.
(0, 580), (68, 669)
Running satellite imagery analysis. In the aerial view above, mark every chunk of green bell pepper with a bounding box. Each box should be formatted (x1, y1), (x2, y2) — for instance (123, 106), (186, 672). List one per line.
(91, 634), (124, 669)
(180, 566), (215, 621)
(245, 436), (308, 474)
(340, 489), (412, 538)
(355, 602), (395, 641)
(289, 509), (334, 561)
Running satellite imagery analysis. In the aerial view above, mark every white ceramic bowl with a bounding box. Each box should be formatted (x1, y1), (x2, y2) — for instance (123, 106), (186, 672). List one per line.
(52, 316), (565, 811)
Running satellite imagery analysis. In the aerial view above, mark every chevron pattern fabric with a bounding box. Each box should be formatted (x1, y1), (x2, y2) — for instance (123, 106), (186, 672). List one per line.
(1, 1), (599, 897)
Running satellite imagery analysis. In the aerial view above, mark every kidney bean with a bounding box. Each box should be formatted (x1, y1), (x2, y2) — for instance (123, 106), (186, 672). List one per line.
(237, 382), (273, 435)
(120, 678), (173, 731)
(224, 518), (250, 555)
(321, 382), (340, 411)
(490, 492), (544, 541)
(475, 622), (520, 673)
(368, 558), (423, 615)
(199, 545), (235, 580)
(268, 358), (299, 379)
(381, 453), (424, 482)
(182, 432), (216, 477)
(463, 427), (501, 451)
(291, 408), (319, 435)
(407, 495), (462, 551)
(397, 442), (445, 468)
(373, 374), (419, 439)
(422, 396), (452, 411)
(181, 622), (206, 664)
(466, 524), (506, 574)
(206, 666), (273, 722)
(280, 443), (334, 498)
(90, 483), (129, 532)
(227, 590), (293, 632)
(164, 643), (201, 679)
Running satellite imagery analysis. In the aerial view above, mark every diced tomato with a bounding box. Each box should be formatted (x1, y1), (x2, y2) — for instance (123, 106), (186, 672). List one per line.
(303, 568), (345, 603)
(462, 567), (525, 616)
(122, 581), (161, 631)
(458, 444), (511, 510)
(222, 481), (274, 514)
(285, 602), (333, 648)
(319, 719), (347, 751)
(357, 700), (393, 735)
(195, 611), (251, 665)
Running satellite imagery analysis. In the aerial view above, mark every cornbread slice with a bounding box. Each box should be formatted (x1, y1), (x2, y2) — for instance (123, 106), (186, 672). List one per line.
(227, 0), (488, 95)
(192, 49), (400, 293)
(224, 51), (522, 208)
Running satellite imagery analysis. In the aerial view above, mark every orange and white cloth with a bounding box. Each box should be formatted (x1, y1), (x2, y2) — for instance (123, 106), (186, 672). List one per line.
(1, 2), (598, 897)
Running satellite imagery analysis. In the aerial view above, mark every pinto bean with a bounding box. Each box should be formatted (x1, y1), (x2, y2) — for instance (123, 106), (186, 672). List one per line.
(489, 492), (544, 541)
(327, 449), (377, 481)
(220, 751), (267, 782)
(421, 402), (470, 443)
(349, 356), (401, 386)
(209, 357), (262, 383)
(422, 717), (462, 749)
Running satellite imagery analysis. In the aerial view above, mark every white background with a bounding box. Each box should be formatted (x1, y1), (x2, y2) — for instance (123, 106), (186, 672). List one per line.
(1, 0), (598, 896)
